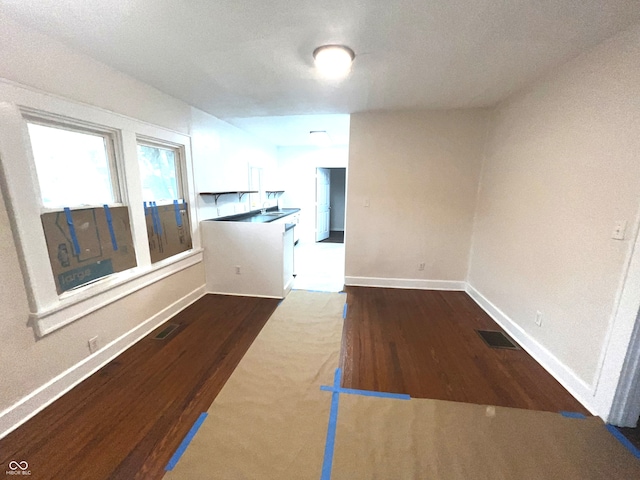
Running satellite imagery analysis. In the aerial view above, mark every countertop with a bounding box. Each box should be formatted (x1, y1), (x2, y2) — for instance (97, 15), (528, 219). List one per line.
(208, 207), (301, 224)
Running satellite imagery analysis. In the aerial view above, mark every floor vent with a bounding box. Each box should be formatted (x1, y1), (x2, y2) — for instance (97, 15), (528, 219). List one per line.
(476, 330), (519, 350)
(154, 324), (179, 340)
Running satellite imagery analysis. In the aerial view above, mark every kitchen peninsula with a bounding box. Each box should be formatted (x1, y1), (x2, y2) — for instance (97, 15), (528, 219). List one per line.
(201, 208), (300, 298)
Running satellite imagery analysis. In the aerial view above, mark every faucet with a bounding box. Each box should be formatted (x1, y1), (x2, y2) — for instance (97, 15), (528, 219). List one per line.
(261, 201), (270, 214)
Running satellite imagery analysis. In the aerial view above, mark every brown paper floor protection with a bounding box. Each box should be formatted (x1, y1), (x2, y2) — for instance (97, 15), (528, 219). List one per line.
(163, 290), (346, 480)
(163, 290), (640, 480)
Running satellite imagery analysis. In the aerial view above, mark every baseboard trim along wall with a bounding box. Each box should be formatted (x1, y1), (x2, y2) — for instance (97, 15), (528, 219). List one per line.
(0, 285), (206, 440)
(465, 283), (598, 415)
(344, 276), (466, 291)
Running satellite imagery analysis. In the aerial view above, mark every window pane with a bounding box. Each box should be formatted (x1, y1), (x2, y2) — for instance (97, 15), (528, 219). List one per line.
(27, 123), (115, 208)
(137, 144), (179, 202)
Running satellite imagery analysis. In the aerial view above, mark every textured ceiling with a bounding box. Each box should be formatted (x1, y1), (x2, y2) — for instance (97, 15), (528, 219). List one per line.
(2, 1), (639, 120)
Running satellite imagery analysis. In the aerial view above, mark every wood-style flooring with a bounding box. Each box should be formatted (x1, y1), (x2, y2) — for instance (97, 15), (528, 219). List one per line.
(0, 286), (592, 479)
(340, 286), (589, 414)
(0, 294), (279, 480)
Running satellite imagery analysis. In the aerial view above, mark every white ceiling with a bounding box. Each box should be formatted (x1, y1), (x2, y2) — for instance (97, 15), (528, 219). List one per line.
(226, 114), (350, 147)
(2, 1), (639, 143)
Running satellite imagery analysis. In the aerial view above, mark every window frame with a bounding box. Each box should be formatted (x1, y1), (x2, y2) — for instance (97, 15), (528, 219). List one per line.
(136, 135), (186, 205)
(0, 87), (201, 338)
(24, 110), (125, 210)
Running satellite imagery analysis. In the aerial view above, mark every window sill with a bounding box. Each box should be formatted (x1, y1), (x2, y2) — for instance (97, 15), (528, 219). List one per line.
(30, 248), (204, 337)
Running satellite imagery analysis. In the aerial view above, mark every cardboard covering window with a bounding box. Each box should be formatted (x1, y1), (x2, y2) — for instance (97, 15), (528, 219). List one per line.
(144, 201), (192, 263)
(41, 206), (137, 294)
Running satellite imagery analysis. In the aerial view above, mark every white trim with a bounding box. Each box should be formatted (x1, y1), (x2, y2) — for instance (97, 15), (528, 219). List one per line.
(0, 284), (206, 440)
(344, 276), (466, 291)
(32, 249), (203, 336)
(0, 81), (200, 337)
(595, 207), (640, 425)
(205, 290), (282, 300)
(465, 283), (598, 415)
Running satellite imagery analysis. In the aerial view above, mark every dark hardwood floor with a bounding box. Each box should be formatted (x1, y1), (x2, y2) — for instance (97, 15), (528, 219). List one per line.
(1, 286), (594, 479)
(0, 294), (279, 480)
(319, 230), (344, 243)
(340, 286), (590, 415)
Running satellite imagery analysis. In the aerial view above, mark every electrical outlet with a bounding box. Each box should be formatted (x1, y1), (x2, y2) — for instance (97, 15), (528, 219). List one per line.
(535, 311), (543, 327)
(418, 262), (425, 271)
(612, 220), (627, 240)
(88, 336), (99, 354)
(235, 265), (241, 275)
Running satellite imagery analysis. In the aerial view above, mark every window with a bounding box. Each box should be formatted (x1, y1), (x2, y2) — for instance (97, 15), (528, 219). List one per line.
(137, 142), (181, 203)
(27, 121), (119, 208)
(137, 138), (192, 263)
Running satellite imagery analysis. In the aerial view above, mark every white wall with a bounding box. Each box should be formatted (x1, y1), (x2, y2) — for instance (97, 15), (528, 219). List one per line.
(468, 24), (640, 414)
(277, 146), (349, 243)
(344, 110), (489, 289)
(191, 108), (279, 223)
(329, 168), (346, 231)
(0, 15), (207, 437)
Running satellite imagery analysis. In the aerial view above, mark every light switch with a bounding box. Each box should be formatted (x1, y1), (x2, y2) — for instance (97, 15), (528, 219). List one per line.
(612, 220), (627, 240)
(364, 198), (370, 207)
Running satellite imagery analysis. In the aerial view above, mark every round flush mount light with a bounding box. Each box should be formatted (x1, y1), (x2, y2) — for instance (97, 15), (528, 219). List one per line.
(313, 45), (355, 79)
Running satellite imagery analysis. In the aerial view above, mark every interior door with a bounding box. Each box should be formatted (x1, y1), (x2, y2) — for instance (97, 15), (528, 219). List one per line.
(316, 167), (330, 242)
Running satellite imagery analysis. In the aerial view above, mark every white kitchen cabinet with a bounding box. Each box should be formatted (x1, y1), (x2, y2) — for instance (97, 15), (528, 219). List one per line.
(201, 219), (295, 298)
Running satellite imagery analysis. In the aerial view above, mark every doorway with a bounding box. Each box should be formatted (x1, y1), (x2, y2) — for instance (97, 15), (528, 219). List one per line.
(292, 166), (347, 292)
(315, 167), (346, 244)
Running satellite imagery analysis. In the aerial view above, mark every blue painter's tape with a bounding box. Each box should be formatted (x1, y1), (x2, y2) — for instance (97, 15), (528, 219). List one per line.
(103, 205), (118, 251)
(165, 412), (209, 471)
(63, 207), (81, 256)
(154, 202), (163, 236)
(143, 201), (148, 216)
(560, 411), (586, 419)
(321, 368), (342, 480)
(320, 385), (411, 400)
(606, 424), (640, 459)
(173, 199), (183, 227)
(342, 303), (347, 319)
(149, 202), (157, 233)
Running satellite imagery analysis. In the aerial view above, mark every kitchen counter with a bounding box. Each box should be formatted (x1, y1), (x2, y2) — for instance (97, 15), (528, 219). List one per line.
(211, 207), (300, 223)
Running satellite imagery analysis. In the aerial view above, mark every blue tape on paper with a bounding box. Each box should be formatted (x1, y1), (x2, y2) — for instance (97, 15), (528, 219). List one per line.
(103, 205), (118, 251)
(143, 201), (149, 216)
(320, 385), (410, 400)
(154, 202), (163, 236)
(63, 207), (81, 256)
(149, 202), (158, 234)
(165, 412), (209, 471)
(321, 368), (342, 480)
(173, 199), (183, 227)
(343, 303), (347, 319)
(606, 424), (640, 459)
(560, 411), (586, 419)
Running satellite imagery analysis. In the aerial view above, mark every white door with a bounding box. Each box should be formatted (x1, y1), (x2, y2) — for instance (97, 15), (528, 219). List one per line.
(316, 168), (330, 242)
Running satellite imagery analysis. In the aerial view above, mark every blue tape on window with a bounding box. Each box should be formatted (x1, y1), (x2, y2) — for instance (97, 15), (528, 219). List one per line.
(63, 207), (81, 256)
(103, 205), (118, 251)
(173, 199), (183, 227)
(143, 201), (148, 216)
(560, 411), (586, 419)
(320, 368), (342, 480)
(320, 385), (410, 400)
(154, 202), (163, 236)
(149, 202), (157, 234)
(343, 303), (347, 319)
(165, 412), (209, 470)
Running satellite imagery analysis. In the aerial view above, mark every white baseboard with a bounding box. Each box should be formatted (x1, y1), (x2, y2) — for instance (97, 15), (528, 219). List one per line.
(0, 285), (206, 440)
(345, 276), (466, 291)
(465, 283), (598, 415)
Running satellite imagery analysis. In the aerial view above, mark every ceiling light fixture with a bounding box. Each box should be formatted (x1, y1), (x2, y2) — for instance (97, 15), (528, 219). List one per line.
(313, 45), (355, 80)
